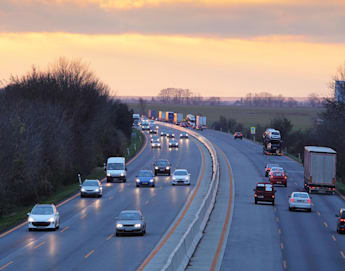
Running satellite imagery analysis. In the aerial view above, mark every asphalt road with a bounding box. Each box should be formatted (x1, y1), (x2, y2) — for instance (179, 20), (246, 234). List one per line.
(201, 129), (345, 271)
(0, 126), (204, 271)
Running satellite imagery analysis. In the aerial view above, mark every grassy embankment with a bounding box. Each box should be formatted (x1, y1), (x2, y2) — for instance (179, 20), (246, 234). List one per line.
(130, 103), (323, 130)
(0, 129), (144, 233)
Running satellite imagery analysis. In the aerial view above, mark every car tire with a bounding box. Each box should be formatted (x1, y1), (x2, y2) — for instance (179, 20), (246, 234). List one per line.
(255, 199), (257, 204)
(152, 184), (155, 187)
(28, 228), (33, 231)
(285, 183), (287, 187)
(265, 173), (268, 177)
(115, 232), (120, 237)
(123, 179), (126, 183)
(80, 194), (84, 198)
(172, 183), (175, 186)
(337, 227), (339, 233)
(289, 207), (293, 211)
(308, 208), (312, 212)
(272, 201), (275, 206)
(136, 184), (139, 187)
(99, 194), (102, 198)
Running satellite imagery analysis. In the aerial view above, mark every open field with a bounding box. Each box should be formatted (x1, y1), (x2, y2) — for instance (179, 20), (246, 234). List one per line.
(129, 103), (323, 130)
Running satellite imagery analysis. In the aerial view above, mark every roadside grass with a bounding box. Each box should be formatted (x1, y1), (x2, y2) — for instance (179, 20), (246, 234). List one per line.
(130, 103), (323, 130)
(0, 129), (145, 234)
(336, 181), (345, 197)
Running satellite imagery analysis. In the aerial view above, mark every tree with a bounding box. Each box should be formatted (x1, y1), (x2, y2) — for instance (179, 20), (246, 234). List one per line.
(138, 97), (146, 115)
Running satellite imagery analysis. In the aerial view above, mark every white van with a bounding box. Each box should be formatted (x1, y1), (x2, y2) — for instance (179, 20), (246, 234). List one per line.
(106, 157), (127, 182)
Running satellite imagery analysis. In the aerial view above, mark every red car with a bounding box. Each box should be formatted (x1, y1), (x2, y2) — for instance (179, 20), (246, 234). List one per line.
(269, 168), (287, 187)
(234, 132), (243, 140)
(254, 182), (275, 205)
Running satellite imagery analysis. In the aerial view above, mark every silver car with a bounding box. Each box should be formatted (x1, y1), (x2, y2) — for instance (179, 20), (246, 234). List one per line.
(179, 132), (189, 139)
(27, 204), (60, 231)
(289, 192), (312, 212)
(151, 138), (161, 148)
(81, 179), (102, 198)
(115, 210), (146, 236)
(172, 169), (190, 185)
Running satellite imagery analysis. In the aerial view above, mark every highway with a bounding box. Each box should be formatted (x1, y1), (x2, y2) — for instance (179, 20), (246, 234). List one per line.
(201, 129), (345, 271)
(0, 126), (205, 271)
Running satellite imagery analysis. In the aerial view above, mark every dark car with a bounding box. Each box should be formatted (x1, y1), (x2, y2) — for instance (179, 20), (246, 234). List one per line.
(179, 132), (189, 139)
(167, 132), (175, 139)
(336, 208), (345, 234)
(154, 159), (171, 176)
(254, 182), (275, 205)
(160, 131), (167, 137)
(264, 163), (280, 177)
(149, 126), (158, 134)
(234, 132), (243, 140)
(269, 168), (287, 187)
(168, 139), (179, 148)
(135, 170), (155, 187)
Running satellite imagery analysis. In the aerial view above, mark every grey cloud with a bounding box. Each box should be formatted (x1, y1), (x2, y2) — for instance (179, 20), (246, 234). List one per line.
(0, 1), (345, 42)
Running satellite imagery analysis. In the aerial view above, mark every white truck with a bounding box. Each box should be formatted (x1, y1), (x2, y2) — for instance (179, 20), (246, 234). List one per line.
(196, 115), (207, 130)
(106, 157), (127, 183)
(304, 146), (336, 194)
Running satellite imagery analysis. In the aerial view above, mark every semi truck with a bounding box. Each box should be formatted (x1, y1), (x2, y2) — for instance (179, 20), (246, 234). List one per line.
(173, 113), (183, 125)
(196, 115), (207, 130)
(262, 128), (282, 155)
(166, 111), (174, 123)
(304, 146), (336, 194)
(158, 111), (165, 121)
(186, 114), (196, 127)
(148, 109), (157, 120)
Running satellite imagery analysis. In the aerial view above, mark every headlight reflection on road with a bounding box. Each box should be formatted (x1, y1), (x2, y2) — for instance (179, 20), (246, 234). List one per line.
(48, 234), (57, 256)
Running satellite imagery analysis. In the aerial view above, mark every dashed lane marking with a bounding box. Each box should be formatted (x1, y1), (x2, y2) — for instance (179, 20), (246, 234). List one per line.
(317, 211), (320, 216)
(108, 196), (114, 200)
(84, 250), (95, 259)
(80, 214), (87, 220)
(106, 234), (113, 240)
(0, 261), (14, 270)
(278, 228), (282, 235)
(274, 207), (277, 212)
(280, 242), (284, 249)
(60, 226), (69, 233)
(33, 241), (45, 249)
(145, 200), (149, 205)
(332, 235), (336, 241)
(283, 260), (287, 270)
(276, 217), (280, 222)
(323, 222), (328, 228)
(340, 251), (345, 259)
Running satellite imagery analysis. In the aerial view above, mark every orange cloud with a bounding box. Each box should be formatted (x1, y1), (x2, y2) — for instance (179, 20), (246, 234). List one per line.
(0, 32), (343, 97)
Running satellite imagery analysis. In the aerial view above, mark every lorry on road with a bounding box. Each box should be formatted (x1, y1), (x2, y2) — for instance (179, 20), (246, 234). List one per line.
(196, 115), (207, 130)
(173, 113), (183, 125)
(262, 128), (282, 155)
(148, 109), (157, 120)
(166, 111), (174, 123)
(186, 114), (196, 127)
(304, 146), (336, 194)
(158, 111), (165, 121)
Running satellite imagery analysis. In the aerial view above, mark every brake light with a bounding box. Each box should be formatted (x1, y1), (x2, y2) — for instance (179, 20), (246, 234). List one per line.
(284, 176), (287, 179)
(340, 219), (345, 222)
(254, 194), (257, 197)
(307, 199), (311, 204)
(290, 198), (294, 203)
(272, 195), (275, 198)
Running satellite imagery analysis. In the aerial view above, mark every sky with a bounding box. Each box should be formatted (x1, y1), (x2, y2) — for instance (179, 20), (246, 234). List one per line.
(0, 0), (345, 97)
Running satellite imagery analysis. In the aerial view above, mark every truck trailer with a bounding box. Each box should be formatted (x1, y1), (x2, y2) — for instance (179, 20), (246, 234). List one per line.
(304, 146), (336, 194)
(196, 116), (207, 130)
(173, 113), (183, 125)
(148, 109), (157, 120)
(166, 111), (174, 123)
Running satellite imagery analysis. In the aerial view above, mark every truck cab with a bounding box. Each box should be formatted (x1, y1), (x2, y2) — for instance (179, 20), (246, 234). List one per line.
(106, 157), (127, 182)
(254, 182), (275, 205)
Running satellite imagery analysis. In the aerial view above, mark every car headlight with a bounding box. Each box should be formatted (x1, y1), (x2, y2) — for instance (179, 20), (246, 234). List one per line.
(173, 177), (176, 180)
(136, 178), (140, 183)
(120, 173), (124, 176)
(95, 188), (99, 192)
(81, 188), (86, 192)
(107, 173), (111, 177)
(48, 217), (55, 223)
(155, 166), (158, 170)
(150, 179), (153, 182)
(166, 167), (170, 170)
(116, 223), (123, 228)
(28, 217), (34, 222)
(186, 176), (190, 180)
(134, 224), (141, 228)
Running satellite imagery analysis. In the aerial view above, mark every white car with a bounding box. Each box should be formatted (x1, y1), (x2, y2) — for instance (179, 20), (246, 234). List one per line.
(151, 138), (161, 148)
(172, 169), (190, 185)
(27, 204), (60, 231)
(288, 192), (312, 212)
(168, 139), (179, 148)
(179, 133), (189, 139)
(80, 179), (102, 198)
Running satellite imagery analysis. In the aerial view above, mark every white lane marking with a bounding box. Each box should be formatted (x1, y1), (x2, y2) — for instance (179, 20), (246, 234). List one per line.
(60, 226), (69, 233)
(33, 241), (45, 249)
(84, 250), (95, 259)
(0, 261), (14, 270)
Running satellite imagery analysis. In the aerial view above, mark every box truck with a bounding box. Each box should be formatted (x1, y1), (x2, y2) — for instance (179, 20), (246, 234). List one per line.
(174, 113), (183, 124)
(166, 112), (174, 123)
(304, 146), (336, 194)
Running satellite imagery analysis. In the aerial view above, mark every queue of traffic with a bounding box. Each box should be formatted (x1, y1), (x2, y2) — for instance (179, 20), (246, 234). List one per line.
(26, 118), (192, 237)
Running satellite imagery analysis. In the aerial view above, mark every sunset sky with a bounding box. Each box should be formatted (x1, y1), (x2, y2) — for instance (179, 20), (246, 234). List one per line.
(1, 0), (344, 97)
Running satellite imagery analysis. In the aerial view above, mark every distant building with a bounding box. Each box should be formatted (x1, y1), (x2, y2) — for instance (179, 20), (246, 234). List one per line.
(335, 80), (345, 102)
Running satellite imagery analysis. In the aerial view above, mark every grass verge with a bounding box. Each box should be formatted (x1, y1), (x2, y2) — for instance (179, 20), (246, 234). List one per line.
(0, 129), (145, 234)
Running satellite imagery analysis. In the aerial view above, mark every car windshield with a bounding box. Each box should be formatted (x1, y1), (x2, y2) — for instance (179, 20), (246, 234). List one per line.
(138, 171), (153, 177)
(108, 163), (124, 170)
(153, 139), (160, 143)
(256, 184), (272, 191)
(83, 180), (98, 186)
(32, 206), (54, 215)
(271, 167), (283, 171)
(293, 193), (309, 198)
(267, 164), (279, 168)
(119, 212), (141, 220)
(174, 170), (187, 176)
(156, 160), (168, 166)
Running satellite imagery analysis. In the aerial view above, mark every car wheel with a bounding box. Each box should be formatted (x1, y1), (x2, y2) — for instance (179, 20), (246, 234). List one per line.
(99, 194), (102, 198)
(285, 183), (287, 187)
(152, 184), (155, 187)
(289, 207), (293, 211)
(115, 232), (120, 237)
(255, 199), (257, 204)
(123, 179), (126, 183)
(136, 184), (139, 187)
(28, 228), (33, 231)
(265, 173), (268, 177)
(172, 183), (175, 186)
(308, 208), (312, 212)
(337, 227), (339, 233)
(80, 194), (84, 198)
(272, 201), (275, 206)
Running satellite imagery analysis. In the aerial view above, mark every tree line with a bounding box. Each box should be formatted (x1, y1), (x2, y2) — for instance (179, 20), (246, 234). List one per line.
(0, 58), (133, 217)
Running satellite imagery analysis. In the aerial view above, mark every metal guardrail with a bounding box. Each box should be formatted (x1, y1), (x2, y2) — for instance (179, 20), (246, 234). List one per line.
(158, 123), (219, 271)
